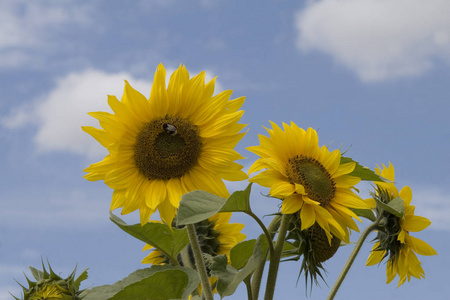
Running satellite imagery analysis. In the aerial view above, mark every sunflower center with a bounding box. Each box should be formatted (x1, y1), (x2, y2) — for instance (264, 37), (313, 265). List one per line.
(134, 117), (202, 180)
(286, 155), (335, 206)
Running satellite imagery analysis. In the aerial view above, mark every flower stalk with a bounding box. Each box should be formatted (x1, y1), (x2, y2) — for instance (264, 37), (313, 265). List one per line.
(327, 214), (383, 300)
(264, 214), (292, 300)
(186, 223), (214, 300)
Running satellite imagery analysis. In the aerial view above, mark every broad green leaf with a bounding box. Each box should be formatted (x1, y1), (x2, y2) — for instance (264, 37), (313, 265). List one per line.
(82, 266), (199, 300)
(209, 237), (264, 297)
(110, 212), (189, 264)
(350, 208), (377, 222)
(177, 190), (227, 225)
(230, 239), (258, 270)
(220, 183), (253, 213)
(341, 157), (386, 182)
(375, 196), (405, 218)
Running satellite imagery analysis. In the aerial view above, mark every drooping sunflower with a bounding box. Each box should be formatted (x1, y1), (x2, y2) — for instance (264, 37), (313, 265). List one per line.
(247, 122), (370, 242)
(142, 212), (246, 265)
(83, 64), (247, 225)
(366, 163), (437, 286)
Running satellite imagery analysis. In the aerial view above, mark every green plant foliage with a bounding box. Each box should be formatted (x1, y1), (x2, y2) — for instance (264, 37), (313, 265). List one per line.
(350, 208), (377, 222)
(177, 190), (227, 225)
(207, 238), (264, 297)
(375, 196), (405, 218)
(220, 183), (253, 213)
(110, 212), (189, 264)
(340, 157), (386, 181)
(82, 266), (199, 300)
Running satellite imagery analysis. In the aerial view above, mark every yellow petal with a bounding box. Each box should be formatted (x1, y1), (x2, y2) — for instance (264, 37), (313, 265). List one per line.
(399, 185), (413, 205)
(366, 243), (385, 266)
(300, 204), (316, 230)
(406, 235), (437, 256)
(281, 194), (303, 214)
(402, 215), (431, 232)
(270, 181), (295, 198)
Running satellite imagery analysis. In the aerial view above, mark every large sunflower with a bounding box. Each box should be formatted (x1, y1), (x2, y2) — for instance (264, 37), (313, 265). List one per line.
(366, 163), (437, 286)
(247, 122), (370, 242)
(83, 64), (247, 225)
(142, 212), (246, 265)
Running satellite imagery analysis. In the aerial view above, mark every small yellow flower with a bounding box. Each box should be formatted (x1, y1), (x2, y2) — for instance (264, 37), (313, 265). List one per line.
(248, 122), (370, 242)
(142, 212), (245, 265)
(83, 64), (247, 225)
(142, 213), (245, 295)
(366, 163), (437, 286)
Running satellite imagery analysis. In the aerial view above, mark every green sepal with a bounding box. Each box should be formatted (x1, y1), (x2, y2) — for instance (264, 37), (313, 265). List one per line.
(82, 266), (199, 300)
(207, 236), (264, 298)
(350, 208), (377, 222)
(73, 268), (89, 291)
(375, 196), (405, 218)
(341, 157), (386, 182)
(110, 212), (189, 265)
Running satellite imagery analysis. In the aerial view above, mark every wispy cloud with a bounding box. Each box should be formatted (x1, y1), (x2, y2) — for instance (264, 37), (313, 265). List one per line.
(0, 0), (92, 68)
(412, 186), (450, 231)
(295, 0), (450, 82)
(2, 69), (150, 159)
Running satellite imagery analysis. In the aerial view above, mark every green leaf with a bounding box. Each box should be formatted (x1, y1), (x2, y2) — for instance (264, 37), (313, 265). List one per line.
(350, 208), (376, 222)
(176, 190), (227, 225)
(110, 212), (189, 264)
(230, 239), (258, 270)
(82, 266), (199, 300)
(29, 266), (44, 281)
(375, 196), (405, 218)
(341, 157), (385, 181)
(209, 236), (264, 297)
(220, 183), (253, 213)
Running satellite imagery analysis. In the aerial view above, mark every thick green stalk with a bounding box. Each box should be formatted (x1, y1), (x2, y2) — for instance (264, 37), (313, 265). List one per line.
(251, 215), (281, 300)
(186, 224), (214, 300)
(264, 214), (292, 300)
(327, 216), (382, 300)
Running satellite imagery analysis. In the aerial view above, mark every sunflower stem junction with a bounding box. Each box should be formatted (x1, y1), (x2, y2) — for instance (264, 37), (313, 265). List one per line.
(264, 214), (292, 300)
(251, 215), (282, 300)
(186, 223), (214, 300)
(327, 214), (383, 300)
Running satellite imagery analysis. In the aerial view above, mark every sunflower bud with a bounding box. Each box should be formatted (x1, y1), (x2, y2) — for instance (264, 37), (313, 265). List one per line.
(13, 261), (88, 300)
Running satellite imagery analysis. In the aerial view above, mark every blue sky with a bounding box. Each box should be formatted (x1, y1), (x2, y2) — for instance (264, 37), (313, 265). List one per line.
(1, 0), (449, 299)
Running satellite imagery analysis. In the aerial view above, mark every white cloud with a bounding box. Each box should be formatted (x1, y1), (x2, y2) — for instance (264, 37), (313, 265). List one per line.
(295, 0), (450, 81)
(0, 0), (91, 67)
(2, 67), (225, 159)
(3, 69), (150, 159)
(413, 186), (450, 231)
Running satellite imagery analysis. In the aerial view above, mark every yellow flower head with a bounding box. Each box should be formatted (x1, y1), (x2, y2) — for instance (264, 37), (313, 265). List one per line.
(247, 122), (370, 243)
(366, 163), (437, 286)
(83, 64), (247, 225)
(142, 212), (245, 265)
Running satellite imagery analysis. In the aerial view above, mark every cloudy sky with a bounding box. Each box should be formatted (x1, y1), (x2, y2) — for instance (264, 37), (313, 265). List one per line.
(1, 0), (449, 299)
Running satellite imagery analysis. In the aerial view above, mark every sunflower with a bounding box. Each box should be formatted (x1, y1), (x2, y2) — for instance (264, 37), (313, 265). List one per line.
(142, 213), (245, 293)
(83, 64), (247, 225)
(247, 122), (370, 243)
(366, 163), (437, 286)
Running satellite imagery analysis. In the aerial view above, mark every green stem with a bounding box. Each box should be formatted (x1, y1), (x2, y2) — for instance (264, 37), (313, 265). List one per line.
(264, 214), (292, 300)
(244, 276), (253, 300)
(251, 215), (281, 300)
(327, 216), (382, 300)
(247, 211), (276, 258)
(186, 224), (214, 300)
